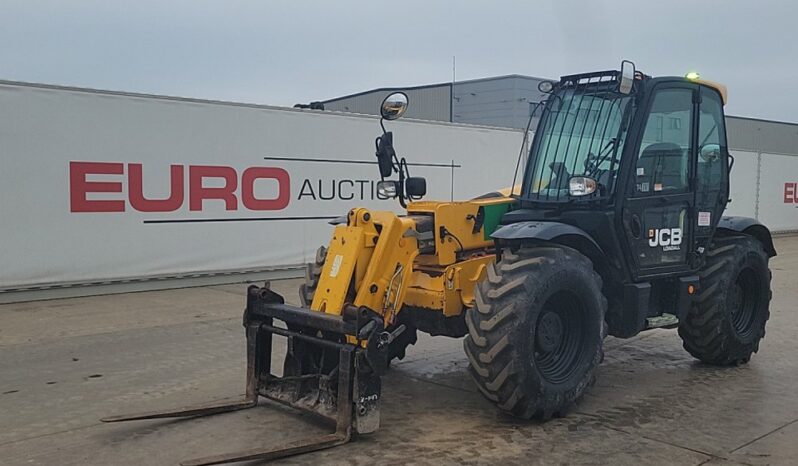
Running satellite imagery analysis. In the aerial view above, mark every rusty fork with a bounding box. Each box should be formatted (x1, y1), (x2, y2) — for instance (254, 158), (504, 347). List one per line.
(101, 285), (364, 466)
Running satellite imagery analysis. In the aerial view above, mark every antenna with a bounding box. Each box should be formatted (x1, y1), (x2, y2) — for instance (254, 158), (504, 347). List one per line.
(450, 56), (456, 123)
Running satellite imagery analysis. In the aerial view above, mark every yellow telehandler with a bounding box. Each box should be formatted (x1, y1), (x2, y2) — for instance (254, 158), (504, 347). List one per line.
(104, 61), (775, 465)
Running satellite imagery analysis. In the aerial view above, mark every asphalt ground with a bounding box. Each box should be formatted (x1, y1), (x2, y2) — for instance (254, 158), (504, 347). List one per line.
(1, 235), (797, 465)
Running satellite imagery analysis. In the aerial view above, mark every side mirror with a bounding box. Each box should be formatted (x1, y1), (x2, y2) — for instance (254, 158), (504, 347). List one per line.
(700, 143), (721, 162)
(375, 132), (395, 178)
(618, 60), (636, 95)
(380, 92), (409, 120)
(405, 177), (426, 197)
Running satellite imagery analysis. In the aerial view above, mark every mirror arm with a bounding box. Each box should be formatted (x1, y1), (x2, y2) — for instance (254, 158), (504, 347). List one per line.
(375, 92), (411, 206)
(375, 136), (384, 180)
(397, 161), (407, 208)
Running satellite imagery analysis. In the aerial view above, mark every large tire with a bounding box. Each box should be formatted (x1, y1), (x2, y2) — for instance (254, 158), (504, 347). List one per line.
(299, 245), (327, 307)
(464, 245), (606, 419)
(678, 235), (772, 365)
(298, 245), (417, 362)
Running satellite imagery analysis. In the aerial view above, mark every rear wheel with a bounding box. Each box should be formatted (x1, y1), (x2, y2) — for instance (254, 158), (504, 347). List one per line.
(678, 236), (771, 365)
(464, 245), (606, 419)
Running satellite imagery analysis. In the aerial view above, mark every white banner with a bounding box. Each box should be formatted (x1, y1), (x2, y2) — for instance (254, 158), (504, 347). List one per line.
(2, 82), (796, 292)
(726, 150), (759, 219)
(758, 153), (798, 232)
(0, 82), (524, 290)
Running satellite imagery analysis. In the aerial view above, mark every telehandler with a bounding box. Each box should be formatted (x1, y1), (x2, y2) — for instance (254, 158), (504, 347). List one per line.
(104, 61), (775, 465)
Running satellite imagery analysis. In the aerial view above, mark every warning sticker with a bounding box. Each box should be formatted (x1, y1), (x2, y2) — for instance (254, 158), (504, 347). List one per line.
(698, 211), (711, 227)
(329, 254), (344, 277)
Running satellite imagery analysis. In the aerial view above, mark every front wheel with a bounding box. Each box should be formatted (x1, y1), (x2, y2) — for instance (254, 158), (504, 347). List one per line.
(464, 245), (606, 419)
(678, 235), (772, 365)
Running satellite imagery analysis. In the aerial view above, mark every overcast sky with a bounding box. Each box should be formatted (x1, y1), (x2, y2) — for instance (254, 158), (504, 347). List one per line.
(3, 0), (796, 122)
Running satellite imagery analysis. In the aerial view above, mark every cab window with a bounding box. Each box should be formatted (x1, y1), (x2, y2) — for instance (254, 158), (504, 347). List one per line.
(634, 88), (693, 195)
(695, 88), (726, 217)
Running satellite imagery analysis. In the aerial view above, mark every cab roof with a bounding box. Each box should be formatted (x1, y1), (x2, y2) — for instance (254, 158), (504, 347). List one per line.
(642, 75), (728, 106)
(557, 69), (728, 106)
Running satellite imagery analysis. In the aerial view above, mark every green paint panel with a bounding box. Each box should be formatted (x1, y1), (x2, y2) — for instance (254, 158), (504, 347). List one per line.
(482, 202), (514, 240)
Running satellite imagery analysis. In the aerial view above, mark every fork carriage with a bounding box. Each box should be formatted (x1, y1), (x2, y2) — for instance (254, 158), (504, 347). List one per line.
(103, 284), (388, 466)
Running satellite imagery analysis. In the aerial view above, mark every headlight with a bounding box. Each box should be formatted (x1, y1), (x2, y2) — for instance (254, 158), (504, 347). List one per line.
(569, 176), (597, 197)
(377, 180), (398, 198)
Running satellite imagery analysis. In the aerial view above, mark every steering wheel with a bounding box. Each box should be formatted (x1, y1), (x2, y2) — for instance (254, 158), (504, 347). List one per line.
(584, 151), (599, 173)
(548, 162), (572, 189)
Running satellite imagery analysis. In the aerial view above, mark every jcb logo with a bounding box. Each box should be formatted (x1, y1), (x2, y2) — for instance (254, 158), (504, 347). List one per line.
(648, 228), (683, 247)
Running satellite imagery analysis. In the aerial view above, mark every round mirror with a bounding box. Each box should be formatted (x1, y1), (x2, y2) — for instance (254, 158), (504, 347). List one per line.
(538, 81), (554, 93)
(380, 92), (409, 120)
(700, 143), (722, 162)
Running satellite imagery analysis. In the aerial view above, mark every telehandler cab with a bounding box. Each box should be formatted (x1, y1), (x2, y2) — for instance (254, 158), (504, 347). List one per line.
(104, 61), (775, 465)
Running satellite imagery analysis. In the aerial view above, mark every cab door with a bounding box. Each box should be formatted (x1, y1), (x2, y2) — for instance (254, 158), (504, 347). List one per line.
(692, 86), (729, 254)
(622, 84), (697, 278)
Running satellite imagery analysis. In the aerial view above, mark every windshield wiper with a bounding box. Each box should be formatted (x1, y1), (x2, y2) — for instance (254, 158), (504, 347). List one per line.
(700, 123), (717, 147)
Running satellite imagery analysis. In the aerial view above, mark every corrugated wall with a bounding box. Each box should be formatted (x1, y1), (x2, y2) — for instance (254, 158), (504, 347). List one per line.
(727, 116), (798, 155)
(453, 76), (547, 129)
(324, 86), (451, 122)
(322, 78), (798, 156)
(324, 76), (549, 129)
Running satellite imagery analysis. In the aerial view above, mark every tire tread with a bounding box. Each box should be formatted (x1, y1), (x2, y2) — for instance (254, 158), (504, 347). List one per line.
(464, 245), (606, 419)
(678, 236), (771, 365)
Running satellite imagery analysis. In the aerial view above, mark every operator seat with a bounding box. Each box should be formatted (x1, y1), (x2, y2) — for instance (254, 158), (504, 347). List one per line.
(637, 142), (686, 191)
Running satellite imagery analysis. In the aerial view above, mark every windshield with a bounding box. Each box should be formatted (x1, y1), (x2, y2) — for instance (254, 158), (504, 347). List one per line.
(525, 83), (634, 201)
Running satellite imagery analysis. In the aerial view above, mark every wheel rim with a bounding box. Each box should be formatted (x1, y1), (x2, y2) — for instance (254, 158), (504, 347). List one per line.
(730, 267), (760, 338)
(534, 291), (590, 384)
